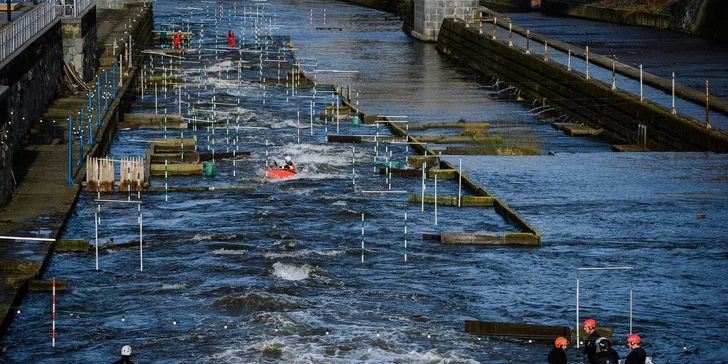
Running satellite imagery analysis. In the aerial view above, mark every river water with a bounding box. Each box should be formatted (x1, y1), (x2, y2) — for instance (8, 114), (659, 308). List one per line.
(1, 0), (727, 363)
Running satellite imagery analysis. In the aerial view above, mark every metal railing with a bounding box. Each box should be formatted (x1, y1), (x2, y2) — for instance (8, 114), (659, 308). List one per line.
(0, 2), (57, 62)
(58, 0), (94, 18)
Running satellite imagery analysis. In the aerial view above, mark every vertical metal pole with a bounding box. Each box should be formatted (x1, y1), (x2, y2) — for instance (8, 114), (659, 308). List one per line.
(671, 72), (677, 114)
(67, 116), (73, 185)
(706, 80), (711, 129)
(434, 174), (438, 225)
(544, 41), (548, 61)
(155, 83), (158, 114)
(508, 23), (512, 46)
(104, 70), (109, 110)
(630, 289), (633, 334)
(52, 277), (56, 347)
(458, 157), (462, 207)
(525, 30), (530, 54)
(639, 65), (643, 101)
(421, 151), (426, 212)
(611, 55), (617, 90)
(567, 50), (571, 71)
(112, 62), (117, 99)
(361, 212), (365, 263)
(94, 206), (99, 270)
(96, 76), (101, 126)
(585, 47), (590, 80)
(492, 17), (496, 40)
(576, 279), (580, 348)
(139, 204), (143, 271)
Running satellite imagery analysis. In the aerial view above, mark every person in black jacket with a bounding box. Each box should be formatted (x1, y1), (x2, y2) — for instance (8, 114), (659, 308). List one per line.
(626, 334), (647, 364)
(582, 318), (600, 362)
(590, 339), (619, 364)
(548, 336), (569, 364)
(113, 345), (135, 364)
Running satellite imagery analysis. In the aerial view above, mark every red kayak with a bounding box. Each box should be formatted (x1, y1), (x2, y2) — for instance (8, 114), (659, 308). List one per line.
(264, 169), (296, 180)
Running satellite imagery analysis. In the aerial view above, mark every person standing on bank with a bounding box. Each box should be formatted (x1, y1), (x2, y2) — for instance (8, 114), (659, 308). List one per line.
(113, 345), (135, 364)
(548, 336), (569, 364)
(582, 319), (600, 362)
(625, 334), (647, 364)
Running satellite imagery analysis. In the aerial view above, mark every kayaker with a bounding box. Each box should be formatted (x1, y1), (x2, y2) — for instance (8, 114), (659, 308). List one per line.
(280, 156), (296, 173)
(227, 29), (237, 48)
(548, 336), (568, 364)
(159, 25), (167, 47)
(625, 334), (647, 364)
(173, 31), (182, 49)
(113, 345), (135, 364)
(582, 319), (600, 362)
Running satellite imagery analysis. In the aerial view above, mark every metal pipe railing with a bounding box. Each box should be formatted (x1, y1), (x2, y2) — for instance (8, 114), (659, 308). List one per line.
(0, 2), (57, 62)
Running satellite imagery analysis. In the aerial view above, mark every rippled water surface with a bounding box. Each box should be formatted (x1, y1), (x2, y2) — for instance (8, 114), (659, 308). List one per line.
(1, 0), (727, 363)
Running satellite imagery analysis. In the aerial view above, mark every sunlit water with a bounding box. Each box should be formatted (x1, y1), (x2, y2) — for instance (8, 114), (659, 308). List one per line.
(1, 0), (726, 363)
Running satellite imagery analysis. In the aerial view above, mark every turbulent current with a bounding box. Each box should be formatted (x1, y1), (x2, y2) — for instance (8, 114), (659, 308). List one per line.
(1, 0), (726, 363)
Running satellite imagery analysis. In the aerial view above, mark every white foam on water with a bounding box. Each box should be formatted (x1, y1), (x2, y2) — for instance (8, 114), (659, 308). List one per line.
(160, 283), (187, 290)
(212, 248), (248, 255)
(331, 200), (347, 206)
(271, 261), (312, 281)
(192, 233), (214, 241)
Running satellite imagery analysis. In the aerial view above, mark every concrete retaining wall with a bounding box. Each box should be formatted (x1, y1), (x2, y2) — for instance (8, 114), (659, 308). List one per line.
(541, 0), (671, 29)
(0, 19), (63, 207)
(436, 17), (728, 152)
(62, 5), (98, 82)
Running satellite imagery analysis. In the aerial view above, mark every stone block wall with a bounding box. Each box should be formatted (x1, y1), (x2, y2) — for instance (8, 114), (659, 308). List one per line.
(413, 0), (479, 41)
(0, 20), (63, 207)
(62, 5), (98, 82)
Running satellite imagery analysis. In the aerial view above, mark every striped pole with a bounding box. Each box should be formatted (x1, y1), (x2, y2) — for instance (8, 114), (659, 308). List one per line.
(96, 76), (101, 126)
(352, 144), (356, 187)
(310, 100), (314, 136)
(458, 157), (462, 207)
(94, 204), (99, 270)
(52, 277), (56, 347)
(434, 174), (438, 225)
(361, 211), (365, 263)
(165, 156), (168, 201)
(421, 151), (426, 212)
(404, 206), (408, 262)
(138, 203), (143, 271)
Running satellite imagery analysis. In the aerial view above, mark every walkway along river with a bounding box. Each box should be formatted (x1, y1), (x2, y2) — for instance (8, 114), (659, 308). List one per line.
(1, 0), (727, 363)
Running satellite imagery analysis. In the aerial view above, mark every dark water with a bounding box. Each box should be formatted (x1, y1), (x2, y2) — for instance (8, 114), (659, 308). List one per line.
(1, 1), (727, 363)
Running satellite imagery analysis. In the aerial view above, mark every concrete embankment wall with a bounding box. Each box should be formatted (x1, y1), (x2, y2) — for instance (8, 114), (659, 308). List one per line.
(0, 18), (63, 207)
(541, 0), (671, 29)
(436, 17), (728, 152)
(540, 0), (728, 41)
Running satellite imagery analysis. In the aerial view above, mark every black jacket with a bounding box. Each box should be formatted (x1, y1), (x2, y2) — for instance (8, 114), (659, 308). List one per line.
(625, 347), (647, 364)
(113, 356), (135, 364)
(589, 349), (619, 364)
(548, 347), (568, 364)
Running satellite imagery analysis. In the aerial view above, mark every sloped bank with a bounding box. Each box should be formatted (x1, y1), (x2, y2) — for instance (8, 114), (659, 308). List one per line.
(436, 17), (728, 152)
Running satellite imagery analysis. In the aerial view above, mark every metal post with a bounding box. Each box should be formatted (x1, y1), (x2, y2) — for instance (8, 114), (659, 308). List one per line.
(112, 62), (117, 99)
(492, 17), (496, 40)
(639, 65), (643, 101)
(52, 277), (56, 347)
(96, 76), (101, 126)
(525, 30), (530, 54)
(671, 72), (677, 115)
(434, 174), (438, 225)
(585, 46), (590, 80)
(94, 206), (99, 270)
(576, 279), (580, 348)
(139, 205), (143, 271)
(67, 116), (73, 185)
(544, 41), (548, 61)
(104, 70), (109, 110)
(458, 157), (462, 207)
(706, 80), (711, 129)
(421, 151), (426, 212)
(508, 23), (512, 46)
(567, 50), (571, 71)
(611, 55), (617, 90)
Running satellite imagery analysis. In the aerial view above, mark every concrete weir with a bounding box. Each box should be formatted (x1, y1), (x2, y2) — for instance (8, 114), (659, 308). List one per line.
(436, 13), (728, 152)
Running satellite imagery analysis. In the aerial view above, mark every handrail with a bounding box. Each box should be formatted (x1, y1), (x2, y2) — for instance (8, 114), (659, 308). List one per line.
(59, 0), (94, 17)
(0, 2), (57, 62)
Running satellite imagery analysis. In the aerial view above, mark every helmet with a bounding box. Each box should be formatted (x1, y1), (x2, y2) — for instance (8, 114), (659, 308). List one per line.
(583, 318), (596, 329)
(598, 338), (611, 350)
(121, 345), (132, 356)
(284, 156), (291, 163)
(554, 337), (568, 348)
(627, 334), (641, 345)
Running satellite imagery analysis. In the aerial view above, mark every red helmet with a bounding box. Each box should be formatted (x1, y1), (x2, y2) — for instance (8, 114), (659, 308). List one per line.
(627, 334), (641, 345)
(555, 337), (568, 348)
(583, 319), (597, 329)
